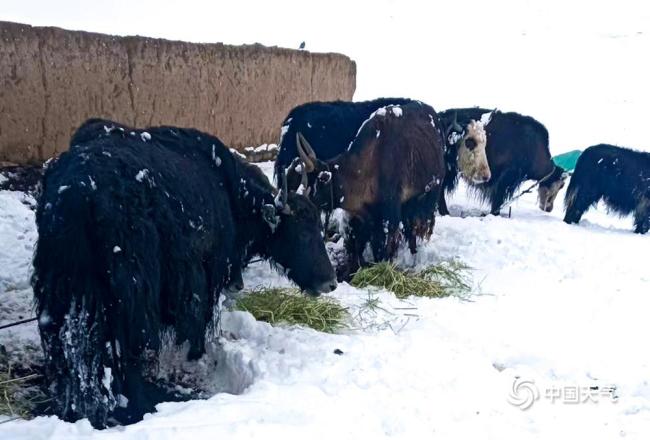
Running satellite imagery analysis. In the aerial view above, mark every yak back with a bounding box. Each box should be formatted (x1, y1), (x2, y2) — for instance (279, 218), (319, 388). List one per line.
(338, 102), (445, 213)
(274, 97), (414, 179)
(70, 118), (276, 220)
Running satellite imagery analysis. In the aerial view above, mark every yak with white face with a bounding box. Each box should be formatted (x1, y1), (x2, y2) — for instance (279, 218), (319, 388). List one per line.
(455, 119), (492, 184)
(439, 108), (566, 216)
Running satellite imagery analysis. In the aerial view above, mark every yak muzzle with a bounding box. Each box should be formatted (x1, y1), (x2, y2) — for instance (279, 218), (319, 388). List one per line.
(305, 279), (338, 297)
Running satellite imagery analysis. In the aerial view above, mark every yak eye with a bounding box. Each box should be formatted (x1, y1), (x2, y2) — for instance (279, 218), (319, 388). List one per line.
(465, 138), (477, 150)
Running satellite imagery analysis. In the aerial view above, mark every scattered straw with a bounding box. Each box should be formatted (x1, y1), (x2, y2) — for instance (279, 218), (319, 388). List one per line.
(351, 261), (471, 299)
(0, 365), (47, 420)
(419, 260), (472, 296)
(233, 287), (349, 333)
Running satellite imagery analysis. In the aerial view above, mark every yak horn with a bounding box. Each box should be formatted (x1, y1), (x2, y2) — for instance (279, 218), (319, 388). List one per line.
(452, 112), (463, 132)
(280, 169), (291, 214)
(282, 172), (289, 210)
(297, 132), (317, 159)
(296, 132), (316, 173)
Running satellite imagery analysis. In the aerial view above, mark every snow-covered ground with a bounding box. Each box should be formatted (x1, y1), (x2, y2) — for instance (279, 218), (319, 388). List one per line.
(1, 161), (649, 439)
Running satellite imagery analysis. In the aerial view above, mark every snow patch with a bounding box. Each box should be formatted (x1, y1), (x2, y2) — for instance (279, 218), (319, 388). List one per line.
(448, 131), (463, 146)
(117, 394), (129, 408)
(212, 145), (222, 166)
(135, 169), (149, 182)
(230, 148), (246, 159)
(479, 111), (494, 126)
(280, 125), (290, 142)
(102, 367), (113, 392)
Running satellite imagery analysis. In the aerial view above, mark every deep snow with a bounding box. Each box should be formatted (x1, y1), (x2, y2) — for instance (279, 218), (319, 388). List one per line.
(1, 160), (649, 439)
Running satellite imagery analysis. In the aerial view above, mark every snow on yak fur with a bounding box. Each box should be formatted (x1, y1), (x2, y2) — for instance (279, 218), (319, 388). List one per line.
(292, 102), (446, 279)
(564, 144), (650, 233)
(438, 108), (567, 216)
(32, 119), (336, 428)
(274, 97), (414, 184)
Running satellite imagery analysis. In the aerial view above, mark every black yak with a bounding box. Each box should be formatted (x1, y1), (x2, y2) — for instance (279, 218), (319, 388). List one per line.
(274, 97), (414, 182)
(32, 119), (336, 428)
(289, 102), (447, 277)
(438, 108), (567, 216)
(564, 144), (650, 233)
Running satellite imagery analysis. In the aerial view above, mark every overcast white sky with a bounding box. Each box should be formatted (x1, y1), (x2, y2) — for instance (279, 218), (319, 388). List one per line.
(2, 0), (650, 152)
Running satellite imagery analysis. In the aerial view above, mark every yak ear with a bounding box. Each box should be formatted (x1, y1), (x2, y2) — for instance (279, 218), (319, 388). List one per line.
(261, 204), (280, 230)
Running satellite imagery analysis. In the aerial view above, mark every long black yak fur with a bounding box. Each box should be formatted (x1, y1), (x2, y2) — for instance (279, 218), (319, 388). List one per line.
(438, 108), (566, 215)
(274, 97), (414, 183)
(32, 118), (335, 428)
(564, 144), (650, 233)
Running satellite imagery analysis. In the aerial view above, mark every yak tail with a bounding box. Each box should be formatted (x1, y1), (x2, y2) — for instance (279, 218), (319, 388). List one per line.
(33, 186), (116, 427)
(564, 184), (577, 212)
(33, 184), (161, 428)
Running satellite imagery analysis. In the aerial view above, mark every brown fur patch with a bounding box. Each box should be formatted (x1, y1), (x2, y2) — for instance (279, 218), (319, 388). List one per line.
(457, 120), (491, 184)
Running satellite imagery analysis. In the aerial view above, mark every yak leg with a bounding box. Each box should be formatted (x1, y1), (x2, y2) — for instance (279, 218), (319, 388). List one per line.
(370, 201), (401, 261)
(633, 196), (650, 234)
(340, 216), (371, 281)
(174, 261), (211, 361)
(402, 198), (418, 254)
(488, 173), (515, 216)
(564, 186), (600, 225)
(110, 357), (156, 426)
(402, 217), (418, 255)
(438, 191), (450, 216)
(403, 190), (438, 255)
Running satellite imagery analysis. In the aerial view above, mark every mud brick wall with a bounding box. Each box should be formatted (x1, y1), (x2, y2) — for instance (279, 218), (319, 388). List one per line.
(0, 21), (356, 164)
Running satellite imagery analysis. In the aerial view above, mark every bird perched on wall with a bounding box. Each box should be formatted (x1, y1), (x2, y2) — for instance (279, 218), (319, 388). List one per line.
(299, 41), (306, 50)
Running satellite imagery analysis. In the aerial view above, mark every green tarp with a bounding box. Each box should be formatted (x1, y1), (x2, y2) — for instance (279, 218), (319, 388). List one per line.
(552, 150), (581, 172)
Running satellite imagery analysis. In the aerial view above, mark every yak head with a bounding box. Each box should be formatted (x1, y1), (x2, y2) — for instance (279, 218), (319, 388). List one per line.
(261, 171), (337, 296)
(446, 112), (492, 184)
(286, 133), (338, 213)
(538, 166), (568, 212)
